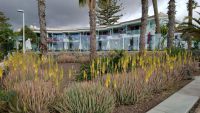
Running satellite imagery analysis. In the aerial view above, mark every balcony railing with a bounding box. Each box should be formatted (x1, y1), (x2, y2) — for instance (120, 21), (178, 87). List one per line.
(46, 33), (174, 51)
(126, 30), (140, 34)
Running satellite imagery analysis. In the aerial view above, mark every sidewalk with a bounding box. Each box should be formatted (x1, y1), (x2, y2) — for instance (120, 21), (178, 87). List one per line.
(147, 76), (200, 113)
(0, 62), (3, 68)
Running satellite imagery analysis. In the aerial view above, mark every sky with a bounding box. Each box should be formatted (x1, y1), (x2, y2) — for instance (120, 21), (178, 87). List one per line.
(0, 0), (199, 30)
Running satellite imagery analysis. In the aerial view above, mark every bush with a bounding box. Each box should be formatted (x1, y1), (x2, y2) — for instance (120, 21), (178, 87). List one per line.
(99, 50), (194, 105)
(3, 53), (64, 89)
(78, 50), (128, 80)
(53, 82), (115, 113)
(0, 89), (16, 113)
(111, 74), (145, 105)
(8, 80), (58, 113)
(166, 47), (186, 56)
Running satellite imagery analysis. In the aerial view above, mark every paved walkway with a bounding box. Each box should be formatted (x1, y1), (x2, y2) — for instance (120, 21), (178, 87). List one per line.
(0, 62), (4, 68)
(147, 76), (200, 113)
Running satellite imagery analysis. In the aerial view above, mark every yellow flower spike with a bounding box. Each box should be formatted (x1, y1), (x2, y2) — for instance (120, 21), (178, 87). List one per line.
(113, 79), (117, 89)
(55, 66), (59, 73)
(91, 60), (95, 71)
(145, 72), (151, 83)
(102, 63), (106, 75)
(97, 58), (100, 66)
(34, 68), (38, 75)
(0, 67), (3, 79)
(94, 71), (97, 79)
(105, 74), (111, 88)
(90, 66), (93, 75)
(96, 70), (99, 77)
(106, 58), (109, 66)
(83, 70), (87, 79)
(34, 74), (38, 81)
(68, 69), (72, 79)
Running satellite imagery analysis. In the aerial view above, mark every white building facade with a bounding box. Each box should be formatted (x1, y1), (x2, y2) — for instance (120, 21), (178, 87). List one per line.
(33, 13), (184, 51)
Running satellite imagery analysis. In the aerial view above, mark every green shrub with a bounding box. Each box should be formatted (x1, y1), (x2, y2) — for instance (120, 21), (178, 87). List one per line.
(0, 89), (16, 113)
(0, 52), (4, 61)
(166, 48), (186, 56)
(78, 50), (128, 80)
(53, 82), (115, 113)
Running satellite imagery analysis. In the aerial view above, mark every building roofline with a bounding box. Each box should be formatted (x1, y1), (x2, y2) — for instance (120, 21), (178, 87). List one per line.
(34, 12), (169, 33)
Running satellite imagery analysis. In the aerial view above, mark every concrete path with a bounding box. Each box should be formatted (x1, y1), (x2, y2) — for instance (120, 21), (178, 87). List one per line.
(147, 76), (200, 113)
(0, 62), (4, 68)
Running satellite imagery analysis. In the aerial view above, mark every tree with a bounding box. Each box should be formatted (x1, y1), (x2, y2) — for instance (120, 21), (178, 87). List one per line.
(79, 0), (98, 60)
(0, 11), (14, 58)
(152, 0), (161, 33)
(96, 0), (123, 25)
(19, 25), (37, 44)
(37, 0), (47, 54)
(139, 0), (148, 54)
(167, 0), (176, 48)
(186, 0), (198, 50)
(178, 12), (200, 40)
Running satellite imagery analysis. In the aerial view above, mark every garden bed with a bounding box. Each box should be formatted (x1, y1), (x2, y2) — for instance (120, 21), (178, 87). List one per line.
(0, 51), (198, 113)
(114, 79), (192, 113)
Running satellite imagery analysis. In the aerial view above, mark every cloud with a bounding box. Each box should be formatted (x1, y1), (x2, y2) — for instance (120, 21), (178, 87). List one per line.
(0, 0), (199, 30)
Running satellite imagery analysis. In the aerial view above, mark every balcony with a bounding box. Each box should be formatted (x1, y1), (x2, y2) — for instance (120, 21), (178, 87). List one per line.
(126, 30), (140, 35)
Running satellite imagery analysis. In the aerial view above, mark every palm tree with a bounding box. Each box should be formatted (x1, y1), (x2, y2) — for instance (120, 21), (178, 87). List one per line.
(178, 12), (200, 39)
(167, 0), (176, 48)
(152, 0), (161, 33)
(139, 0), (148, 54)
(37, 0), (47, 54)
(79, 0), (97, 60)
(186, 0), (198, 49)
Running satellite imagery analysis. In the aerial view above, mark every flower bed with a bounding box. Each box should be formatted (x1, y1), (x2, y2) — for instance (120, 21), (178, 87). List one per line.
(0, 50), (197, 113)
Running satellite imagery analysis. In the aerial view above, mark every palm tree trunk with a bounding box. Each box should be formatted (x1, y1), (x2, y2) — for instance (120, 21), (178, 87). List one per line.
(38, 0), (47, 54)
(187, 0), (193, 50)
(140, 0), (148, 54)
(152, 0), (161, 33)
(167, 0), (176, 48)
(89, 0), (97, 60)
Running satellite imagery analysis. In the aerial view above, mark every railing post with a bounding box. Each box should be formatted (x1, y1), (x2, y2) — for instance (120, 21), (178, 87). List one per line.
(123, 36), (125, 50)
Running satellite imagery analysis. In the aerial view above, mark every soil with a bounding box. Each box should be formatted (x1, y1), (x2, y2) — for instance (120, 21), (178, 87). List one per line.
(113, 79), (192, 113)
(194, 103), (200, 113)
(190, 100), (200, 113)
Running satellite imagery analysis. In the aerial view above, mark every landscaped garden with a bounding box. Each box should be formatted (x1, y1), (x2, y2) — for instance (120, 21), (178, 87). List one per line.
(0, 49), (199, 113)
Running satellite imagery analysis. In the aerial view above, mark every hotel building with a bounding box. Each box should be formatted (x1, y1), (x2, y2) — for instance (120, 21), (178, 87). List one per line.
(33, 13), (183, 51)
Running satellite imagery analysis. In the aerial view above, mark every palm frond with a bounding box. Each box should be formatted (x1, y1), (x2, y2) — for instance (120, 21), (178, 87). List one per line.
(79, 0), (87, 7)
